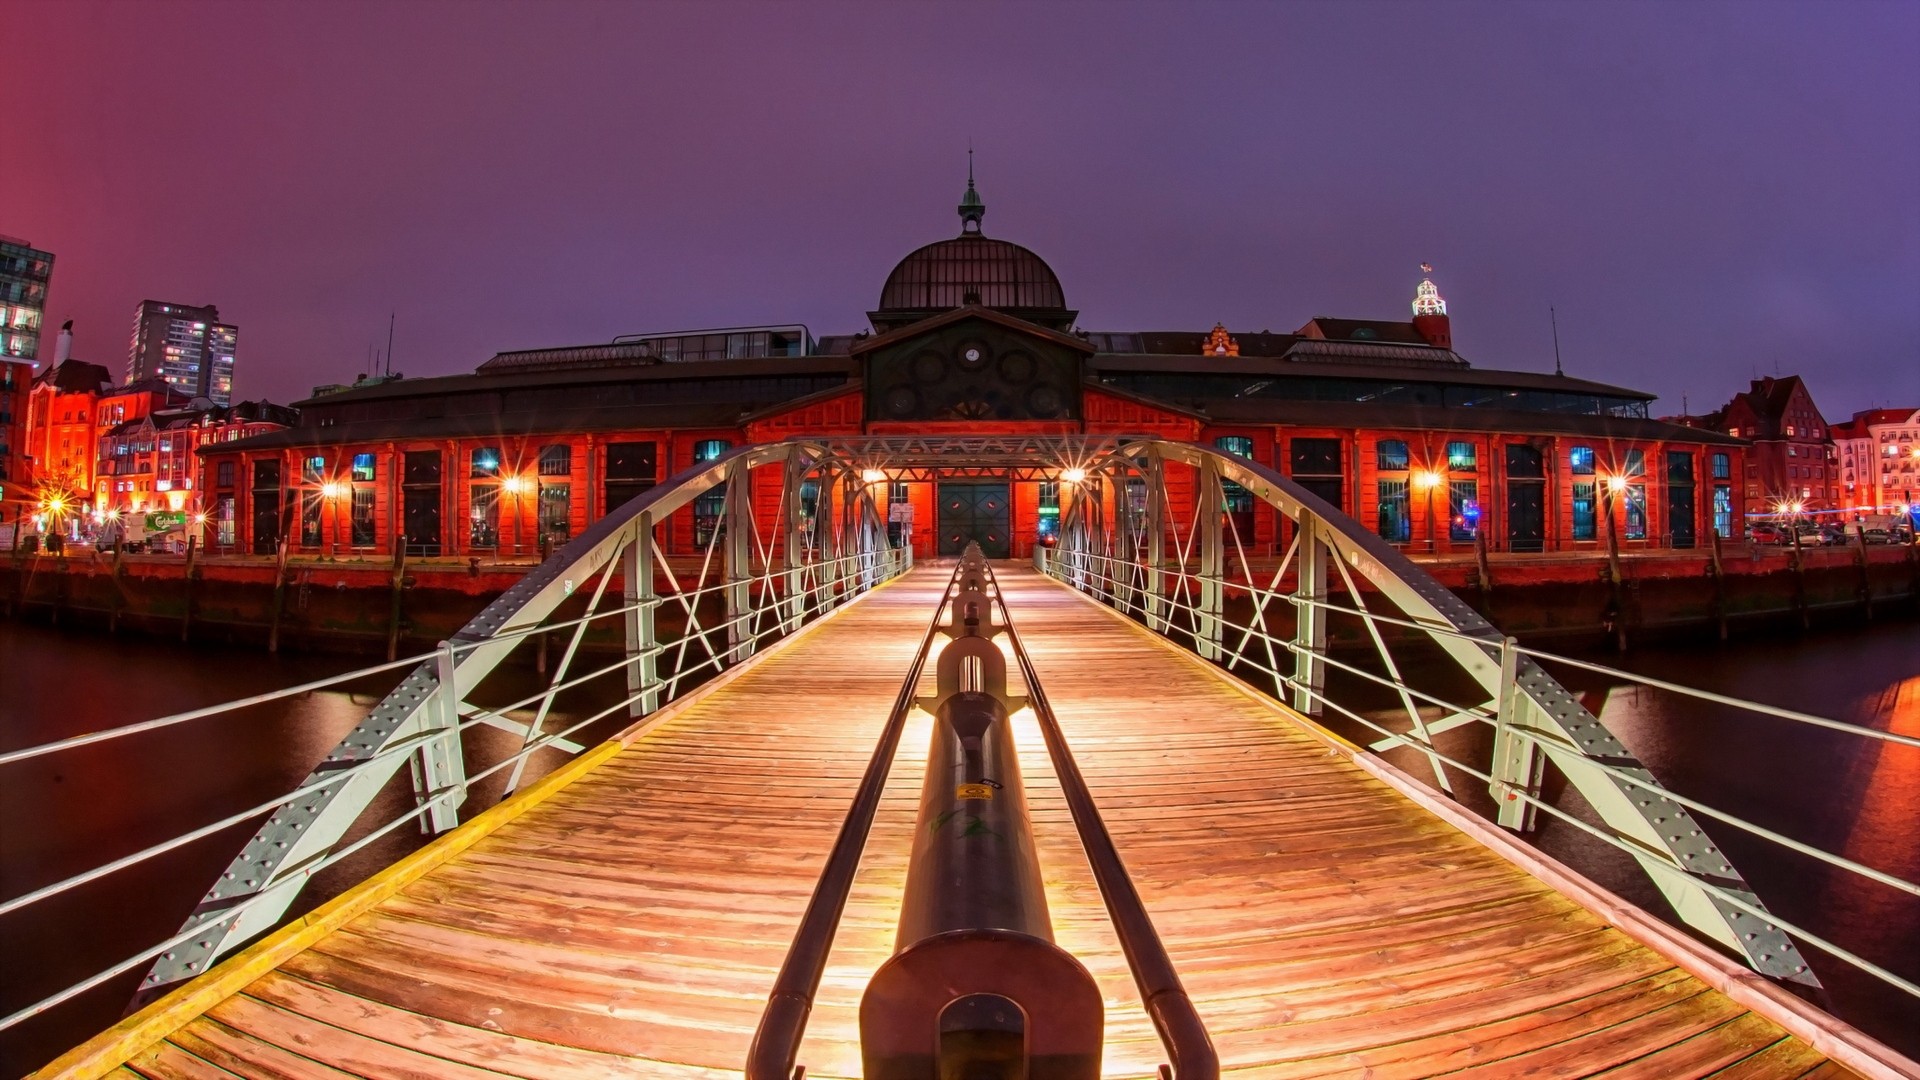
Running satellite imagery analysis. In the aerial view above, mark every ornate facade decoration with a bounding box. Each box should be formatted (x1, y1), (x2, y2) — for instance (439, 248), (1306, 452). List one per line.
(1201, 323), (1239, 357)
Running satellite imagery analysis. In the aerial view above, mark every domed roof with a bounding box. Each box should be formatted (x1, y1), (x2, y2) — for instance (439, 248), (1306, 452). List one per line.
(877, 234), (1067, 313)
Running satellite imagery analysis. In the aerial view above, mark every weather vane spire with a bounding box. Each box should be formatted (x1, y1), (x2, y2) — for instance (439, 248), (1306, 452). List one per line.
(958, 144), (985, 234)
(1412, 262), (1446, 316)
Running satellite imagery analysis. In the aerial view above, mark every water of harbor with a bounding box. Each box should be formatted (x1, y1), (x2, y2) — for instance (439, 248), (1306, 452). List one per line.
(2, 609), (1917, 1072)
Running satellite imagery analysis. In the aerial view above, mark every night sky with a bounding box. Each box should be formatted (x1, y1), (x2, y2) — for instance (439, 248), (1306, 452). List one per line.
(6, 1), (1916, 419)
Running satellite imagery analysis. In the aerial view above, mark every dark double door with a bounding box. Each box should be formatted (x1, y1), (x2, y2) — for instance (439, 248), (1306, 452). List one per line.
(937, 482), (1010, 558)
(1505, 445), (1546, 553)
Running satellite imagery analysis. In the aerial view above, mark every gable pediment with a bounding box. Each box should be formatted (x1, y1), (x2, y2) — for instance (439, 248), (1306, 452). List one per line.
(860, 309), (1086, 424)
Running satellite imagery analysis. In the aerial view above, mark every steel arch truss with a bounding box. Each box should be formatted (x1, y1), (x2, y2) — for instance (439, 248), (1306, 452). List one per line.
(145, 440), (903, 993)
(1043, 439), (1815, 987)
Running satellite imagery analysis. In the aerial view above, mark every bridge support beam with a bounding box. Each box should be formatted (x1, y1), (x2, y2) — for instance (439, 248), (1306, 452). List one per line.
(1196, 455), (1224, 660)
(1488, 636), (1543, 831)
(725, 460), (756, 663)
(1145, 451), (1166, 633)
(1291, 516), (1327, 717)
(625, 514), (659, 718)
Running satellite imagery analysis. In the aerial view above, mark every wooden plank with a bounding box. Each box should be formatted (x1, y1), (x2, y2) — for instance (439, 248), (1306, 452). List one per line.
(244, 971), (643, 1080)
(995, 569), (1841, 1079)
(123, 1042), (243, 1080)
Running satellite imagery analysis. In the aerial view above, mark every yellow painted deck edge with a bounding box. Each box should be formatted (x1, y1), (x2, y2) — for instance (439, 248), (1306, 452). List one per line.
(30, 568), (918, 1080)
(1034, 569), (1920, 1080)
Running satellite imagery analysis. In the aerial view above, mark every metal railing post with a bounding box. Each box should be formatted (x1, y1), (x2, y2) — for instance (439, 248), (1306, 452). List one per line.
(724, 460), (755, 663)
(1197, 455), (1225, 660)
(816, 472), (840, 611)
(420, 641), (469, 834)
(782, 458), (807, 632)
(1146, 449), (1167, 632)
(624, 516), (659, 717)
(1291, 514), (1327, 716)
(1488, 635), (1543, 831)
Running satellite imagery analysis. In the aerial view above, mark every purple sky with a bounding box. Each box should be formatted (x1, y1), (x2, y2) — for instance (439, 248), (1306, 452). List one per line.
(6, 1), (1916, 419)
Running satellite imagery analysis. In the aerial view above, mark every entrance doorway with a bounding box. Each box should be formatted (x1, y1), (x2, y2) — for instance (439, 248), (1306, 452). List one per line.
(1505, 445), (1546, 553)
(937, 482), (1010, 558)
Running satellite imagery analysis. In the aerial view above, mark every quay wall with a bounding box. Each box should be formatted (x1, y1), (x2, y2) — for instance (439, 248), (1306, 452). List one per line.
(4, 545), (1917, 655)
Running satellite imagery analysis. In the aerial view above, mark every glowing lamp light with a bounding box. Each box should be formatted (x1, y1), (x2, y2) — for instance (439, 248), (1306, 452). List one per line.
(320, 481), (344, 499)
(502, 475), (530, 494)
(1413, 470), (1443, 491)
(192, 513), (208, 525)
(1060, 467), (1087, 485)
(1606, 475), (1629, 494)
(861, 469), (888, 484)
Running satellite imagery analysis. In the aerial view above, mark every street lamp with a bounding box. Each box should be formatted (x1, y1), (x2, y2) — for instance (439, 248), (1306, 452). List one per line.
(320, 481), (344, 557)
(1060, 467), (1087, 485)
(1413, 469), (1443, 552)
(502, 474), (530, 556)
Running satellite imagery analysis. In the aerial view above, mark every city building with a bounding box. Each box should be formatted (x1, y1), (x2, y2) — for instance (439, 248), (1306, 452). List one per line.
(201, 181), (1745, 560)
(1, 235), (55, 490)
(1833, 407), (1920, 525)
(1682, 376), (1839, 519)
(25, 322), (114, 500)
(92, 399), (298, 535)
(127, 300), (238, 407)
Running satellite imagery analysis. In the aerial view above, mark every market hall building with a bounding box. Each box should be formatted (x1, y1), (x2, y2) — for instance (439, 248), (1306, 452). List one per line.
(200, 183), (1745, 562)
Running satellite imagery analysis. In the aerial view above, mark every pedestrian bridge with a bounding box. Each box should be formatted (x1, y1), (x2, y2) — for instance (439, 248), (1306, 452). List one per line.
(13, 439), (1916, 1079)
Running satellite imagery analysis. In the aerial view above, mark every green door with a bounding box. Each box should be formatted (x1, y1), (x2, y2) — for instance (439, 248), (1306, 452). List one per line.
(937, 482), (1011, 558)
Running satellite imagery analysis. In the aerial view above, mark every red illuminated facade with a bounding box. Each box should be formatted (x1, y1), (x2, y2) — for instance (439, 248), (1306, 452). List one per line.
(201, 186), (1747, 562)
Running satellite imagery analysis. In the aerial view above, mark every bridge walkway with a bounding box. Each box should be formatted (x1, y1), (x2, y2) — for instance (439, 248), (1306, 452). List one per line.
(993, 568), (1847, 1078)
(46, 565), (1849, 1079)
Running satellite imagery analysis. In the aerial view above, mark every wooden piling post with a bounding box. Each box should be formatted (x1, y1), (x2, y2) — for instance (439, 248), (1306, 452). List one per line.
(385, 538), (407, 662)
(1474, 527), (1493, 610)
(180, 536), (198, 642)
(108, 541), (126, 634)
(267, 534), (293, 653)
(1708, 530), (1728, 642)
(1788, 526), (1809, 631)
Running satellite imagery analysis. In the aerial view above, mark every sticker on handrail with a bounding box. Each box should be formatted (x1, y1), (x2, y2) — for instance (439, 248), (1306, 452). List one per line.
(955, 783), (995, 801)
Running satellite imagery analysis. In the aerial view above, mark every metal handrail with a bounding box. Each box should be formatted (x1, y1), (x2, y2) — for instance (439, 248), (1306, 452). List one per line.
(986, 564), (1219, 1079)
(746, 563), (961, 1080)
(0, 659), (626, 1031)
(1068, 549), (1920, 750)
(0, 550), (883, 767)
(5, 530), (905, 1033)
(0, 556), (882, 922)
(1043, 548), (1920, 1004)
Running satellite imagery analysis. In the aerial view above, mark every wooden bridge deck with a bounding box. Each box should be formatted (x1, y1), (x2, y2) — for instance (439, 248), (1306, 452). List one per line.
(43, 564), (1859, 1079)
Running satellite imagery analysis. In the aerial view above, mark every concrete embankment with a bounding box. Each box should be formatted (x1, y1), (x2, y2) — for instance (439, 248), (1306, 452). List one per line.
(4, 543), (1917, 655)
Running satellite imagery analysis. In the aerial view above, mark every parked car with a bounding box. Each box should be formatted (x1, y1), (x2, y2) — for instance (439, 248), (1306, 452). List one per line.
(1860, 527), (1896, 545)
(1818, 524), (1850, 545)
(1746, 523), (1787, 545)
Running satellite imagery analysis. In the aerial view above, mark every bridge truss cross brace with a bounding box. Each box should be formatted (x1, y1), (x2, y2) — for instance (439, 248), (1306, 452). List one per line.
(1047, 438), (1816, 988)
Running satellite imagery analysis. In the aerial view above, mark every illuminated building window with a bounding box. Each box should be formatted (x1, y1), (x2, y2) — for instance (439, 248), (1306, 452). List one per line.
(1377, 477), (1410, 542)
(351, 453), (376, 482)
(1446, 441), (1476, 471)
(1570, 446), (1595, 475)
(1572, 482), (1596, 540)
(1448, 479), (1479, 541)
(539, 444), (571, 476)
(1377, 440), (1410, 472)
(471, 447), (502, 478)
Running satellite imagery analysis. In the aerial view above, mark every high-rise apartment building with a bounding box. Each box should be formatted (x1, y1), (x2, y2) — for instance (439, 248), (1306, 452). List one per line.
(1, 235), (55, 486)
(127, 300), (237, 407)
